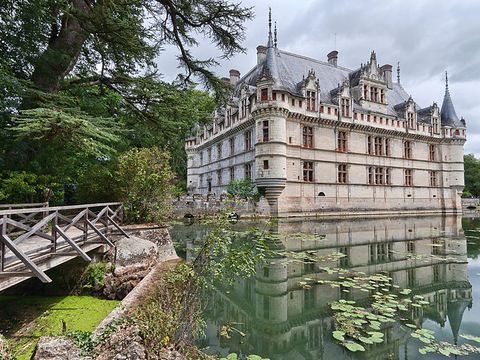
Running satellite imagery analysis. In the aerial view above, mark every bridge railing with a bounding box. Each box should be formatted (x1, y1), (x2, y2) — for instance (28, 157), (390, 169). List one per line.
(0, 202), (127, 284)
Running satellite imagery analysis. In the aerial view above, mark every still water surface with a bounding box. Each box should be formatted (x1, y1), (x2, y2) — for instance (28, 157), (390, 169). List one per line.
(171, 215), (480, 360)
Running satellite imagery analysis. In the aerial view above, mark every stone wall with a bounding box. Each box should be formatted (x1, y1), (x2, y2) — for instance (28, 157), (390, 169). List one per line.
(172, 195), (267, 218)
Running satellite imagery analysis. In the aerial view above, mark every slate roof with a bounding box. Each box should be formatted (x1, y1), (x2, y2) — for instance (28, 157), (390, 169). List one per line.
(441, 86), (460, 127)
(234, 46), (413, 117)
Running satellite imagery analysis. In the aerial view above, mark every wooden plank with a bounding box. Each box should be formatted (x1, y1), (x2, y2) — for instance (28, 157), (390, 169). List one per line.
(12, 212), (56, 245)
(55, 225), (91, 261)
(86, 220), (114, 247)
(0, 202), (122, 216)
(0, 271), (34, 277)
(0, 234), (52, 283)
(6, 218), (54, 241)
(107, 216), (129, 238)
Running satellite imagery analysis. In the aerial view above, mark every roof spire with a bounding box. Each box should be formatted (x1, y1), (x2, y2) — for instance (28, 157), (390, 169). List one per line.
(274, 21), (278, 48)
(267, 7), (273, 48)
(397, 61), (401, 83)
(445, 70), (449, 92)
(441, 70), (460, 127)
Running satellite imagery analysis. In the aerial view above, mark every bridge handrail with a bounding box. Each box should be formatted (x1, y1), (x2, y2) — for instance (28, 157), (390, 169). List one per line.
(0, 202), (49, 210)
(0, 202), (123, 216)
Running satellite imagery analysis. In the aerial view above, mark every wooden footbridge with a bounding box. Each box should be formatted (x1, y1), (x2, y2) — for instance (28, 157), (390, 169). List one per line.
(0, 202), (128, 292)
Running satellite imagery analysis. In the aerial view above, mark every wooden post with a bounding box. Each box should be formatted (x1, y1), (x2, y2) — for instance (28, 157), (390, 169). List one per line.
(0, 215), (6, 272)
(84, 207), (89, 244)
(52, 210), (58, 253)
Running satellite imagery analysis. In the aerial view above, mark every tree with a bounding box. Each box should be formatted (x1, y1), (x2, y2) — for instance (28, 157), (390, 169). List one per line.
(0, 0), (247, 203)
(464, 154), (480, 197)
(117, 147), (174, 223)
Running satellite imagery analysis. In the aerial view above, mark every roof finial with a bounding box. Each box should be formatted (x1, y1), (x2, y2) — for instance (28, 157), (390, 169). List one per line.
(274, 21), (278, 48)
(267, 7), (273, 48)
(397, 61), (401, 83)
(445, 71), (449, 92)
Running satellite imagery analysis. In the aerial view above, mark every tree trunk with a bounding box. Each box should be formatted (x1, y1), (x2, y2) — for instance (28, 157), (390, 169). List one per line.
(31, 0), (91, 93)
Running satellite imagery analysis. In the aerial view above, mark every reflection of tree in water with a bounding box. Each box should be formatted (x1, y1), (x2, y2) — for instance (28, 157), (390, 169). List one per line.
(188, 215), (477, 359)
(463, 217), (480, 259)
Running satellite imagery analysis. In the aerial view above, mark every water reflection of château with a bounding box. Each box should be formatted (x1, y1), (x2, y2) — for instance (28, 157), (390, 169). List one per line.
(178, 216), (472, 359)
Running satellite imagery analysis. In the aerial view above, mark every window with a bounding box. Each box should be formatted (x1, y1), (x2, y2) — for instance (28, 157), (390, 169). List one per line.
(320, 105), (324, 113)
(229, 137), (235, 155)
(207, 148), (212, 163)
(244, 130), (252, 150)
(200, 151), (204, 165)
(217, 170), (221, 185)
(341, 98), (350, 117)
(229, 167), (235, 182)
(338, 164), (347, 183)
(241, 99), (248, 118)
(368, 167), (374, 185)
(429, 144), (436, 161)
(405, 169), (413, 186)
(244, 163), (252, 179)
(380, 89), (385, 103)
(433, 117), (439, 134)
(407, 241), (415, 253)
(306, 91), (316, 111)
(403, 140), (412, 159)
(386, 168), (391, 185)
(281, 93), (285, 102)
(302, 126), (314, 148)
(260, 88), (268, 101)
(375, 167), (384, 185)
(303, 162), (314, 182)
(262, 120), (269, 142)
(217, 143), (222, 159)
(272, 91), (277, 100)
(407, 112), (414, 128)
(263, 160), (269, 170)
(430, 171), (438, 187)
(291, 98), (295, 106)
(374, 137), (383, 155)
(327, 107), (331, 115)
(363, 85), (368, 100)
(337, 131), (347, 152)
(385, 138), (391, 156)
(370, 86), (378, 102)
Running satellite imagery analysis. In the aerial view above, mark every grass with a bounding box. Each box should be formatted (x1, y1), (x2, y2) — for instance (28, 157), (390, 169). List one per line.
(0, 295), (119, 360)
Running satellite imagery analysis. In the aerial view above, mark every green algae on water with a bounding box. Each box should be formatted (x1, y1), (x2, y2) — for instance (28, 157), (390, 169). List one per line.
(0, 295), (119, 360)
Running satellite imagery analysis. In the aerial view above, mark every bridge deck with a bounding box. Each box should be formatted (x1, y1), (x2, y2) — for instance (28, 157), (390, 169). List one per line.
(0, 202), (126, 292)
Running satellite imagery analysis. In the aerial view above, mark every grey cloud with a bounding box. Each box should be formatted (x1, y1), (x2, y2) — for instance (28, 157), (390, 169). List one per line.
(155, 0), (479, 155)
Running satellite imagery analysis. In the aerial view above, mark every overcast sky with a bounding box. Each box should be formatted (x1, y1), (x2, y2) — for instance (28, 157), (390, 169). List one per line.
(159, 0), (480, 155)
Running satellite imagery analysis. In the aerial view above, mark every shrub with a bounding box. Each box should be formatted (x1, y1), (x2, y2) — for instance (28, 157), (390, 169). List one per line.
(0, 171), (62, 204)
(117, 147), (174, 224)
(225, 178), (259, 200)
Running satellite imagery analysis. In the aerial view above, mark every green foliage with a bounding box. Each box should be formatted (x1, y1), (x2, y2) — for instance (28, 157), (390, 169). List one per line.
(79, 262), (109, 291)
(464, 154), (480, 197)
(117, 147), (174, 223)
(0, 171), (62, 204)
(225, 178), (259, 200)
(67, 330), (95, 356)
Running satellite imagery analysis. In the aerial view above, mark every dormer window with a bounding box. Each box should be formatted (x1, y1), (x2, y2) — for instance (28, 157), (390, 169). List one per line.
(407, 112), (415, 128)
(341, 98), (350, 117)
(432, 117), (439, 134)
(260, 88), (268, 101)
(306, 91), (316, 111)
(380, 89), (385, 103)
(370, 87), (378, 102)
(241, 99), (248, 118)
(272, 92), (277, 100)
(363, 85), (368, 100)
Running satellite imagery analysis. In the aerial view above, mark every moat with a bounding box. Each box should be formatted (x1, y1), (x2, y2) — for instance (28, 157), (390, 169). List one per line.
(171, 215), (480, 360)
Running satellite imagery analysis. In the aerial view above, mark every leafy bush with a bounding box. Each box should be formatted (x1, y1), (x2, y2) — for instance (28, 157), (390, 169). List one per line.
(225, 178), (259, 200)
(0, 171), (62, 204)
(117, 147), (174, 224)
(78, 261), (109, 291)
(75, 163), (119, 204)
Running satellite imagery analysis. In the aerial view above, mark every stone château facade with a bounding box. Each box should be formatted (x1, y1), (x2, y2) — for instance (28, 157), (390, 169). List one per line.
(185, 11), (466, 217)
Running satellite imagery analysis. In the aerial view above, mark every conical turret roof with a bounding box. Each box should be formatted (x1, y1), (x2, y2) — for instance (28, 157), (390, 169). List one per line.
(441, 72), (460, 127)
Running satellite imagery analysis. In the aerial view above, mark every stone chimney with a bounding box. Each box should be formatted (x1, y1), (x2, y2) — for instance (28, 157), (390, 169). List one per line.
(380, 64), (393, 89)
(257, 45), (267, 65)
(229, 69), (240, 86)
(221, 77), (230, 85)
(327, 50), (338, 66)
